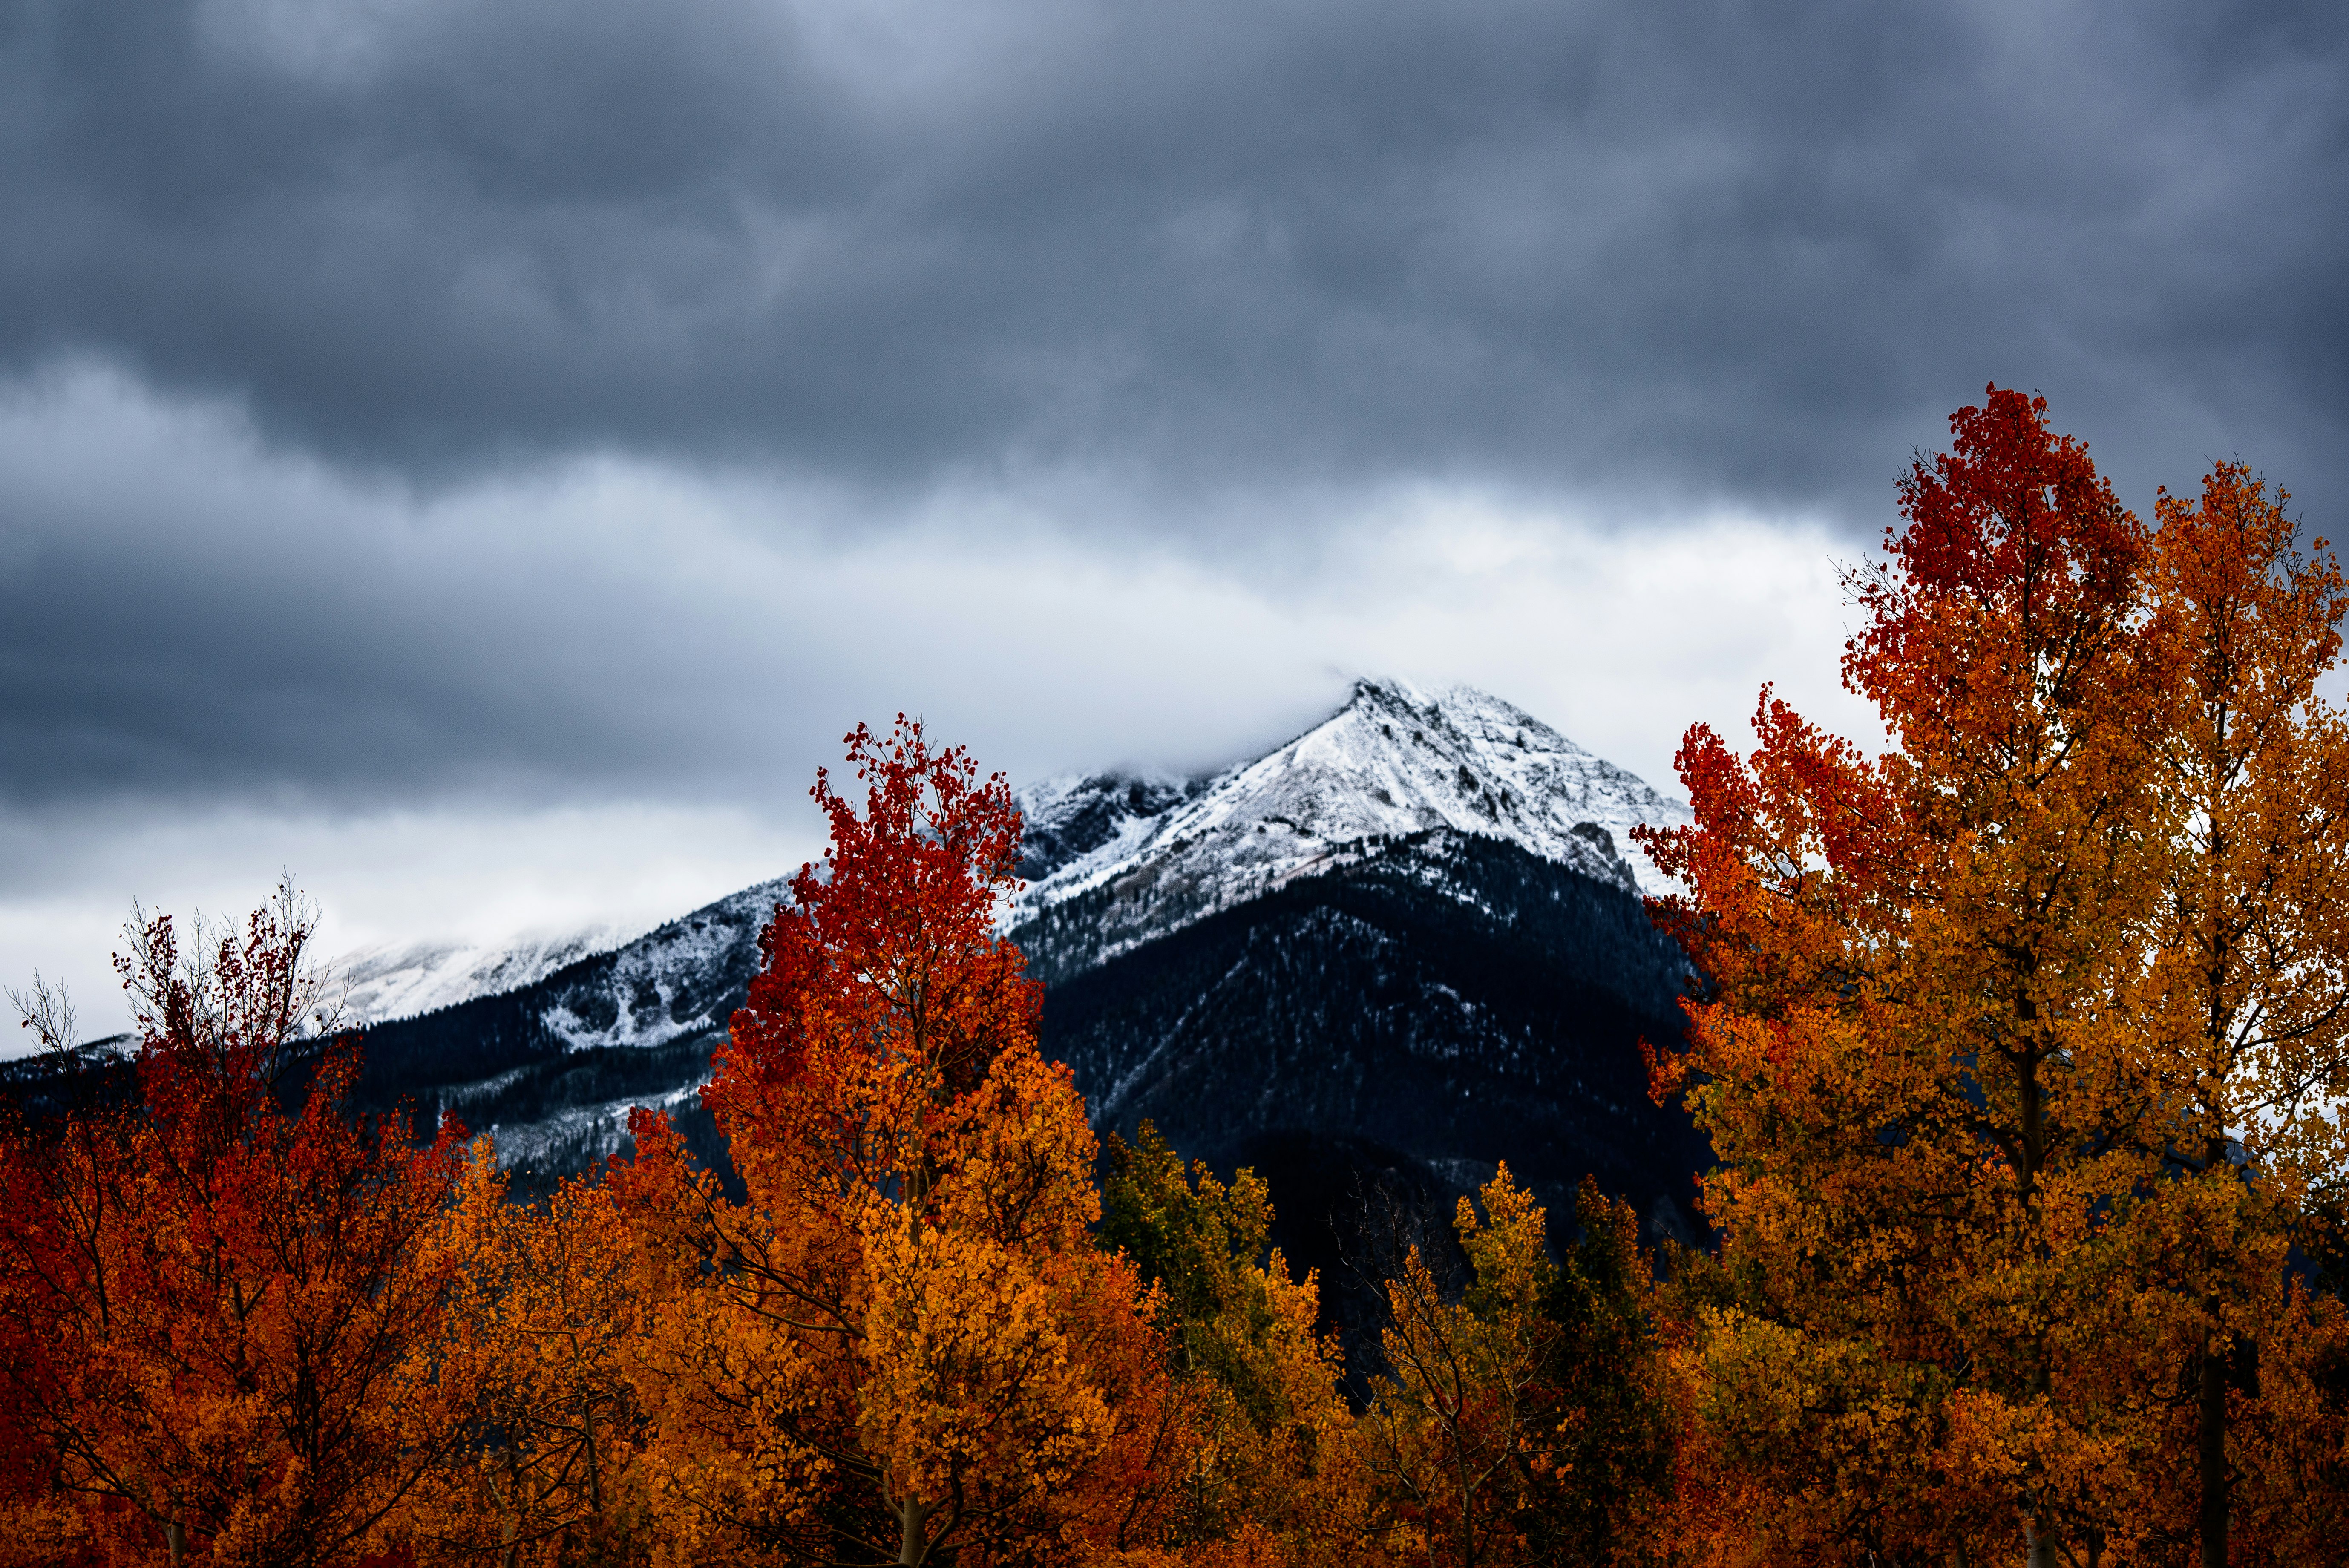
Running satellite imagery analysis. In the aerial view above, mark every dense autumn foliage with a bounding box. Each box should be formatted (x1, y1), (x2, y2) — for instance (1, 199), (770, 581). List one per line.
(1641, 388), (2349, 1568)
(0, 881), (467, 1567)
(0, 735), (1686, 1568)
(1097, 1122), (1369, 1561)
(404, 1144), (651, 1566)
(15, 433), (2349, 1565)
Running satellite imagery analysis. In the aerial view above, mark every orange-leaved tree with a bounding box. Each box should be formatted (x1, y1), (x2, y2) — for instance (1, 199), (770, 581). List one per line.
(1646, 388), (2183, 1565)
(2130, 462), (2349, 1565)
(1642, 390), (2349, 1566)
(611, 718), (1186, 1566)
(0, 879), (468, 1567)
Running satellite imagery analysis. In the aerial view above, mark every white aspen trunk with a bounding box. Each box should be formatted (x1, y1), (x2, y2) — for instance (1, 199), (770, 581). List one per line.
(896, 1493), (934, 1565)
(2024, 1510), (2057, 1568)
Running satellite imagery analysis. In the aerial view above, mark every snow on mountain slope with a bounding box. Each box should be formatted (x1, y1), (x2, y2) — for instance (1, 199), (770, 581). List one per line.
(335, 876), (795, 1035)
(337, 925), (628, 1025)
(348, 875), (797, 1182)
(533, 875), (792, 1052)
(1016, 769), (1199, 883)
(1008, 678), (1690, 964)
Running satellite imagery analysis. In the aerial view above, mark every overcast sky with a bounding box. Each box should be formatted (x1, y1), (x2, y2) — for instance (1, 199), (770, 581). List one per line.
(4, 0), (2343, 1039)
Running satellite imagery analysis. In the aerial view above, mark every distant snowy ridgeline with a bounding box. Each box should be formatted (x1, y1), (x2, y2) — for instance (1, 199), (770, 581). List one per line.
(531, 877), (792, 1052)
(333, 877), (792, 1040)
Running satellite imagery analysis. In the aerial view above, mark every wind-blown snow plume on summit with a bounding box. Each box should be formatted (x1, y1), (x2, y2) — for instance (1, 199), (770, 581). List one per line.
(1008, 678), (1690, 974)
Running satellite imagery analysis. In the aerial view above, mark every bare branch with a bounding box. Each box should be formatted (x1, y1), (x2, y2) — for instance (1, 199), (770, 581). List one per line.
(6, 970), (80, 1056)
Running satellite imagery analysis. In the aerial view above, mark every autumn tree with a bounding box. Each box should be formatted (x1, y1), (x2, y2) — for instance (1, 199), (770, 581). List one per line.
(610, 718), (1184, 1566)
(1098, 1122), (1368, 1563)
(0, 879), (467, 1567)
(2127, 462), (2349, 1565)
(1523, 1179), (1672, 1567)
(1641, 389), (2349, 1565)
(1355, 1165), (1564, 1568)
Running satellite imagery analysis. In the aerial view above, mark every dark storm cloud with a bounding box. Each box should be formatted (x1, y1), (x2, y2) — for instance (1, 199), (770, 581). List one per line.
(0, 369), (1337, 811)
(0, 386), (754, 808)
(4, 0), (2343, 515)
(3, 0), (2346, 819)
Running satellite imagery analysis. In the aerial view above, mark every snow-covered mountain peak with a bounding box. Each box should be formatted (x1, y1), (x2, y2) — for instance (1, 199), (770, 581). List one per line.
(1006, 678), (1691, 955)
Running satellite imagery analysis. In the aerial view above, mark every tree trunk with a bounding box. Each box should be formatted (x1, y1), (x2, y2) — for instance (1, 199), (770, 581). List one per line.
(2200, 1328), (2228, 1568)
(2023, 1511), (2057, 1568)
(498, 1450), (523, 1568)
(1456, 1419), (1479, 1568)
(2021, 1319), (2058, 1568)
(581, 1392), (602, 1515)
(896, 1493), (934, 1566)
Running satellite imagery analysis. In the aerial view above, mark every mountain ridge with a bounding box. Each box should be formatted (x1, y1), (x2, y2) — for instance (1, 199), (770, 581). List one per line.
(121, 677), (1710, 1235)
(323, 676), (1692, 1031)
(336, 924), (631, 1027)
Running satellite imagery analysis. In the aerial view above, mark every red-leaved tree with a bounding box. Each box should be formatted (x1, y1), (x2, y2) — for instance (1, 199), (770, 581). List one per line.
(611, 718), (1187, 1566)
(0, 880), (467, 1566)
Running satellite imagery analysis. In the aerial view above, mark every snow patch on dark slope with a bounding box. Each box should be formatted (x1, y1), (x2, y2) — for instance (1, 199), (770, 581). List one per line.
(1015, 770), (1200, 883)
(348, 877), (792, 1193)
(529, 876), (793, 1053)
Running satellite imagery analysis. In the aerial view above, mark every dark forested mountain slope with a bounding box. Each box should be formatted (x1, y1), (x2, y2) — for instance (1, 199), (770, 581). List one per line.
(1025, 828), (1704, 1355)
(1033, 830), (1693, 1211)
